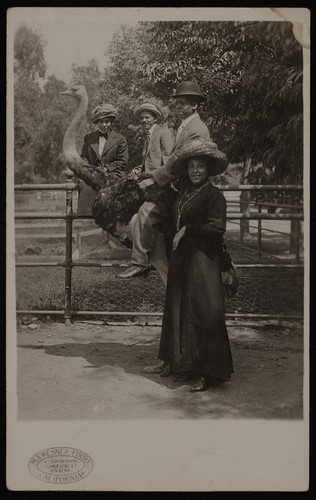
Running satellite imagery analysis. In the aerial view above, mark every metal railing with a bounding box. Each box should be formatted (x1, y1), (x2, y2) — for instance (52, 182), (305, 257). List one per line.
(15, 180), (304, 324)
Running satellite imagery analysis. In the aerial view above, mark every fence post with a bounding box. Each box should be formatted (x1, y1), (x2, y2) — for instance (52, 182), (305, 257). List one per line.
(239, 190), (250, 246)
(289, 192), (301, 263)
(294, 201), (301, 264)
(257, 204), (262, 259)
(64, 168), (74, 325)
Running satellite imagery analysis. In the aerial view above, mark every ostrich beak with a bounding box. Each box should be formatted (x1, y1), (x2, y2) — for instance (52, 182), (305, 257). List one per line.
(59, 89), (72, 96)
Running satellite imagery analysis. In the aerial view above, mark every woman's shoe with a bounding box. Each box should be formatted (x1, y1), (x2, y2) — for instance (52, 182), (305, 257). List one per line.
(190, 377), (209, 392)
(159, 365), (172, 377)
(173, 372), (191, 382)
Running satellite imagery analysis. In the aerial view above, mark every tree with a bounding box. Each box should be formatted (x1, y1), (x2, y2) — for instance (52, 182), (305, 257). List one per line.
(14, 24), (47, 79)
(33, 75), (75, 182)
(33, 61), (104, 183)
(96, 21), (303, 181)
(71, 59), (102, 124)
(141, 21), (303, 183)
(14, 24), (47, 183)
(14, 28), (105, 183)
(97, 24), (174, 168)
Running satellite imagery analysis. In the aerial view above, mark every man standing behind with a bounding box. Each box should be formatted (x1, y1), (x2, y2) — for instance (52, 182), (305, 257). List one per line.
(116, 102), (174, 278)
(142, 81), (210, 189)
(117, 81), (210, 279)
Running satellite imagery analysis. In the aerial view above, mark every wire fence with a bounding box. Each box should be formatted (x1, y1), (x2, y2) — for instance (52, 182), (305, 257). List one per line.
(15, 182), (304, 324)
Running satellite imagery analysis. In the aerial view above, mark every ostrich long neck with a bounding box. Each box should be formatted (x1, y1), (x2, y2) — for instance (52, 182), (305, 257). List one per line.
(62, 93), (88, 164)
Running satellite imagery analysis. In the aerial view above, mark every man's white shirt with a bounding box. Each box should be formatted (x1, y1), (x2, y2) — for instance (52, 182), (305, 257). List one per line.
(98, 135), (106, 157)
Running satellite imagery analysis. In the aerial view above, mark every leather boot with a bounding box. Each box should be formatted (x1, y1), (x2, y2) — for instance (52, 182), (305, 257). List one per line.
(190, 377), (209, 392)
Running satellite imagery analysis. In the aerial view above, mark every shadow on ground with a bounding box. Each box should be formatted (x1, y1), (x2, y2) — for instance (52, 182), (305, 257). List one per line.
(18, 329), (303, 420)
(19, 341), (200, 390)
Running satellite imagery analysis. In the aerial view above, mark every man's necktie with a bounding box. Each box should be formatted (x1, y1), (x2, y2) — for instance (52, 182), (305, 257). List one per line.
(145, 131), (150, 153)
(141, 132), (151, 168)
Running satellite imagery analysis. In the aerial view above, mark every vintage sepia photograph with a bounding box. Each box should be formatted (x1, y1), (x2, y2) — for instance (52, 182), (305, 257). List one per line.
(7, 7), (309, 491)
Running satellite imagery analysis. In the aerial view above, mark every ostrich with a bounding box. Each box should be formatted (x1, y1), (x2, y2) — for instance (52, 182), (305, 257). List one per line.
(60, 84), (147, 247)
(60, 85), (109, 191)
(60, 85), (172, 281)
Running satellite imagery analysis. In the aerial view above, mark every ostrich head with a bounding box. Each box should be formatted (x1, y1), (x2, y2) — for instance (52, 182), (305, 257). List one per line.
(59, 84), (88, 101)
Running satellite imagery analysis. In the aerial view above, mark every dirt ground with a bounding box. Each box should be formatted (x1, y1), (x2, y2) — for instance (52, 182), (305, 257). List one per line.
(16, 319), (304, 421)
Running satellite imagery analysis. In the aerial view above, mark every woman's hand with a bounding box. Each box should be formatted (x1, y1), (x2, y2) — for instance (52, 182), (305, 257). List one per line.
(139, 177), (155, 191)
(172, 226), (186, 251)
(138, 171), (153, 180)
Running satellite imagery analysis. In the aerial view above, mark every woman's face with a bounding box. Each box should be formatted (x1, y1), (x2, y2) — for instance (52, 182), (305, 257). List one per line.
(187, 158), (209, 186)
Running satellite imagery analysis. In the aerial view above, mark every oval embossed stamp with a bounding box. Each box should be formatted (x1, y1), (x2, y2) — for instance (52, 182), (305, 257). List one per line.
(28, 447), (93, 484)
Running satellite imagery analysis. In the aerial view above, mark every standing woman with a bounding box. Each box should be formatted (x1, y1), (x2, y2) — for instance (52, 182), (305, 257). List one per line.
(158, 139), (233, 392)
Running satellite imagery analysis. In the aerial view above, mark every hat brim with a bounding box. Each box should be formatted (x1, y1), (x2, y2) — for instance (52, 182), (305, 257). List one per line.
(171, 92), (206, 102)
(170, 142), (228, 177)
(135, 107), (162, 121)
(92, 113), (116, 123)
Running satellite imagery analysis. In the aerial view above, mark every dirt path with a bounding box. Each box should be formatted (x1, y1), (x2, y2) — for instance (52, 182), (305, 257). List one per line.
(17, 321), (304, 420)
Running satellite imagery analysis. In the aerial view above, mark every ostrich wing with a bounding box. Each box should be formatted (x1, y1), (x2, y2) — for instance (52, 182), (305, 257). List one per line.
(64, 155), (110, 192)
(92, 177), (178, 248)
(92, 177), (144, 247)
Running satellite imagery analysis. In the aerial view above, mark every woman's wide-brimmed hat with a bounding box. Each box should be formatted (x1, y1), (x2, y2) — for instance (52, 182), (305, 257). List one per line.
(135, 102), (163, 121)
(92, 104), (117, 123)
(171, 81), (206, 102)
(171, 139), (228, 177)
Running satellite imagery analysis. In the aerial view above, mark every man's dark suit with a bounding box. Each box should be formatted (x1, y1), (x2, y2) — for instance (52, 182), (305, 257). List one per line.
(77, 129), (128, 215)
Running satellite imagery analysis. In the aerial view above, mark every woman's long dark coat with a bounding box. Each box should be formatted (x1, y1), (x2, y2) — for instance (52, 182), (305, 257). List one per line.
(158, 179), (233, 379)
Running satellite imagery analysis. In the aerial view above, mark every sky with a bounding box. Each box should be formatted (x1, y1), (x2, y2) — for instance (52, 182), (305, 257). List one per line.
(8, 7), (299, 85)
(8, 8), (141, 83)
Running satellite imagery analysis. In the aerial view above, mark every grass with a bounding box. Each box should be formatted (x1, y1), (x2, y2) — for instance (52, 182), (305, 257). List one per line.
(16, 265), (303, 316)
(15, 222), (304, 317)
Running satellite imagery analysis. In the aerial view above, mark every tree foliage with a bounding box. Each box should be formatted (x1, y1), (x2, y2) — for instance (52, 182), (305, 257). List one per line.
(14, 25), (46, 183)
(96, 25), (175, 168)
(14, 24), (47, 79)
(71, 59), (102, 123)
(140, 21), (303, 183)
(14, 21), (303, 184)
(33, 75), (76, 182)
(14, 25), (104, 183)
